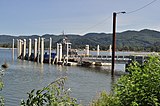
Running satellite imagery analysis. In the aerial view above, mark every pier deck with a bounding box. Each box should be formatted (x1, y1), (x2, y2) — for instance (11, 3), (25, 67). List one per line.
(69, 55), (149, 65)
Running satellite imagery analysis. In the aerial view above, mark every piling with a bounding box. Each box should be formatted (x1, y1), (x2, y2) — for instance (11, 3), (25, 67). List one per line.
(56, 43), (59, 63)
(19, 39), (22, 58)
(34, 39), (37, 61)
(37, 37), (40, 63)
(40, 38), (44, 63)
(49, 37), (52, 64)
(17, 39), (22, 58)
(17, 39), (19, 58)
(23, 39), (26, 59)
(86, 45), (89, 56)
(97, 45), (100, 56)
(59, 43), (62, 62)
(28, 39), (32, 60)
(109, 45), (112, 56)
(66, 43), (69, 63)
(12, 39), (14, 60)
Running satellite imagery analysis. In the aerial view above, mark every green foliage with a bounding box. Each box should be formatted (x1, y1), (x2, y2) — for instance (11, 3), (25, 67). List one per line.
(0, 80), (3, 91)
(91, 91), (120, 106)
(115, 56), (160, 106)
(0, 70), (4, 106)
(0, 44), (12, 48)
(91, 56), (160, 106)
(21, 77), (79, 106)
(0, 96), (4, 106)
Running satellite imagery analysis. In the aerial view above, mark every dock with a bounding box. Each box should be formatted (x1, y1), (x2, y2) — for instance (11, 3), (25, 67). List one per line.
(13, 37), (158, 71)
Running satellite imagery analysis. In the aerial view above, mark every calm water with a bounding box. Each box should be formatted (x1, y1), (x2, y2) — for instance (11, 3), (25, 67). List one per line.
(0, 48), (124, 106)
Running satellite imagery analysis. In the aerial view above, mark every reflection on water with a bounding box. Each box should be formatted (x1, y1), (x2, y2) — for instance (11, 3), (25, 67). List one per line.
(0, 49), (122, 106)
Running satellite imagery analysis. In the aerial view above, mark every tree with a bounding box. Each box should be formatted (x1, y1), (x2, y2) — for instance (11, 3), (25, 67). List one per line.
(115, 56), (160, 106)
(92, 55), (160, 106)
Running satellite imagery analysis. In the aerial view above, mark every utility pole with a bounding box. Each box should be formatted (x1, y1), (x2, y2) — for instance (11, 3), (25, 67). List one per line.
(112, 12), (117, 76)
(111, 12), (126, 76)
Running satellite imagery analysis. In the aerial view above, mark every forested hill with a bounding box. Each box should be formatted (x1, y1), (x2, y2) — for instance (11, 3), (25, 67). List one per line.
(0, 29), (160, 51)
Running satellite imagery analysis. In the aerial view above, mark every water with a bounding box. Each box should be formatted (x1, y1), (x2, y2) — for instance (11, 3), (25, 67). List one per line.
(0, 48), (123, 106)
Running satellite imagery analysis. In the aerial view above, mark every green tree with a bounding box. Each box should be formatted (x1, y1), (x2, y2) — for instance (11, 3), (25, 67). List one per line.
(115, 56), (160, 106)
(92, 56), (160, 106)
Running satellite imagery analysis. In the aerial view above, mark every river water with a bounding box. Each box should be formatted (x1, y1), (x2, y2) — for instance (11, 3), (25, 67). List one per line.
(0, 48), (128, 106)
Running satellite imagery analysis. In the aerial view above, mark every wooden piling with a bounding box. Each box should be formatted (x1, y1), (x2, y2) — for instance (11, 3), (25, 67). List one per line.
(40, 38), (44, 63)
(34, 39), (37, 61)
(28, 39), (32, 60)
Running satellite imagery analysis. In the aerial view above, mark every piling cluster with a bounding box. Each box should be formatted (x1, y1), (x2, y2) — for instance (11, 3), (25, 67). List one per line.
(16, 37), (74, 65)
(14, 37), (114, 66)
(16, 37), (55, 64)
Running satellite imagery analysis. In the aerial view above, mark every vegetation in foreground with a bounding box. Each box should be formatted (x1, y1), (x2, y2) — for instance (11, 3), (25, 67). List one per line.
(21, 77), (80, 106)
(0, 70), (4, 106)
(0, 56), (160, 106)
(20, 56), (160, 106)
(92, 56), (160, 106)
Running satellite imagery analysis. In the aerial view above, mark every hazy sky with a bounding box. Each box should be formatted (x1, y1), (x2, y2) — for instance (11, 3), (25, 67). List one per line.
(0, 0), (160, 36)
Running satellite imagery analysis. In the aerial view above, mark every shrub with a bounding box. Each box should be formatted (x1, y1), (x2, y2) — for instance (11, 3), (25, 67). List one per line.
(91, 91), (120, 106)
(0, 70), (4, 106)
(21, 77), (80, 106)
(92, 56), (160, 106)
(115, 56), (160, 106)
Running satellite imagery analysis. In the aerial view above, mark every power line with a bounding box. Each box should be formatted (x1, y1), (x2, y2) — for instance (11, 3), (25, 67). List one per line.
(79, 0), (158, 34)
(126, 0), (158, 14)
(80, 15), (112, 34)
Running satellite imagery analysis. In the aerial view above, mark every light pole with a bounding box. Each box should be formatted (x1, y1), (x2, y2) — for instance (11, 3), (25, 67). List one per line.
(112, 11), (126, 76)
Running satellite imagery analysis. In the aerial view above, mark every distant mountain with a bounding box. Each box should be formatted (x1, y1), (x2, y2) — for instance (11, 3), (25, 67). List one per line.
(0, 29), (160, 51)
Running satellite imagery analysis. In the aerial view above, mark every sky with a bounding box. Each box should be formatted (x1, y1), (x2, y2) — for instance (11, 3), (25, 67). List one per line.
(0, 0), (160, 36)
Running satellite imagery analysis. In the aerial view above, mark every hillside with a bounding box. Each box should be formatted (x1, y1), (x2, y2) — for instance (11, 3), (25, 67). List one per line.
(0, 29), (160, 51)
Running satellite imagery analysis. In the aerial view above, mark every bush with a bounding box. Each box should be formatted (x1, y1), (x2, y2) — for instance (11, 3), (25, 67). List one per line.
(0, 70), (4, 106)
(21, 77), (80, 106)
(91, 56), (160, 106)
(115, 56), (160, 106)
(91, 91), (120, 106)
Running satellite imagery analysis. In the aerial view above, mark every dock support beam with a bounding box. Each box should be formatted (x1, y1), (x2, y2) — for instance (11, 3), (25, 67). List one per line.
(66, 43), (69, 63)
(17, 39), (22, 58)
(37, 37), (40, 63)
(12, 39), (14, 60)
(40, 38), (44, 63)
(23, 39), (26, 60)
(59, 44), (62, 62)
(97, 45), (100, 56)
(49, 37), (52, 64)
(17, 39), (19, 58)
(34, 39), (37, 61)
(28, 39), (32, 60)
(56, 43), (59, 63)
(86, 45), (89, 56)
(109, 45), (112, 56)
(19, 40), (22, 58)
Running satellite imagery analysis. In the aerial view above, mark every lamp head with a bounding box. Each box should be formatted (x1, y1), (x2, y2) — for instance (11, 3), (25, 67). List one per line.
(116, 11), (126, 14)
(121, 11), (126, 14)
